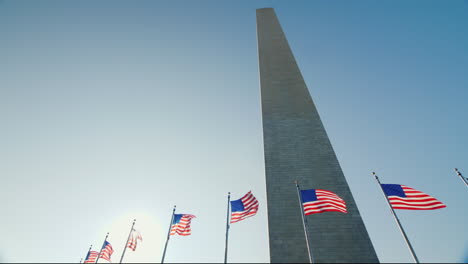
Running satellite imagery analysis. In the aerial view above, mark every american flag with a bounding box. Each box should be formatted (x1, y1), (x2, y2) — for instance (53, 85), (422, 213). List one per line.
(170, 214), (196, 236)
(127, 229), (142, 251)
(99, 241), (114, 262)
(230, 191), (259, 223)
(381, 184), (446, 210)
(83, 250), (99, 263)
(300, 189), (347, 215)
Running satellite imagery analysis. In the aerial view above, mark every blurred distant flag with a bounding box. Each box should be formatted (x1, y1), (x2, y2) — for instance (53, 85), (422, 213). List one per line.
(83, 250), (99, 263)
(127, 229), (143, 251)
(300, 189), (347, 215)
(381, 184), (446, 210)
(230, 191), (259, 223)
(99, 241), (114, 262)
(170, 214), (196, 236)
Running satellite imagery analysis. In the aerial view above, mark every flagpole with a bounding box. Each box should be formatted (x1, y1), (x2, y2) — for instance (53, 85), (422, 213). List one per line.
(95, 232), (109, 264)
(295, 181), (313, 264)
(80, 258), (83, 263)
(373, 172), (420, 263)
(224, 192), (231, 264)
(161, 205), (176, 264)
(119, 219), (136, 264)
(454, 168), (468, 188)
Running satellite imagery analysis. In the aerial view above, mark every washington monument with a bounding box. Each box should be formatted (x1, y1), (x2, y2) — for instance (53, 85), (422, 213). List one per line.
(257, 8), (379, 263)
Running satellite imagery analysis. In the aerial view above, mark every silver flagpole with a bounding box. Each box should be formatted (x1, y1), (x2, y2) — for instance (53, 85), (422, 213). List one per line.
(224, 192), (231, 264)
(119, 219), (136, 264)
(95, 232), (109, 264)
(161, 205), (176, 264)
(295, 181), (313, 264)
(454, 168), (468, 188)
(373, 172), (420, 263)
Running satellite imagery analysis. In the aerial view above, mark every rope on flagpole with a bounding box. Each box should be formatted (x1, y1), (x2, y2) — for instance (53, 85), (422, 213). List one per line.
(454, 168), (468, 188)
(295, 181), (314, 264)
(95, 232), (109, 264)
(224, 192), (231, 263)
(119, 219), (136, 264)
(161, 205), (176, 263)
(373, 172), (420, 263)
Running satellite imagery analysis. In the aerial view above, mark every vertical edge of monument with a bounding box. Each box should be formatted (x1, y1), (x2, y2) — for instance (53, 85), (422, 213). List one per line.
(256, 8), (380, 263)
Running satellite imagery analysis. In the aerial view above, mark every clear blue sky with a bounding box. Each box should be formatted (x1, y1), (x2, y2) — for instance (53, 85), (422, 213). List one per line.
(1, 0), (467, 263)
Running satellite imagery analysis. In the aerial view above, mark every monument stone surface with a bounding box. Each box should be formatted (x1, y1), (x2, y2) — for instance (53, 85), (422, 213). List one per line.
(256, 8), (379, 263)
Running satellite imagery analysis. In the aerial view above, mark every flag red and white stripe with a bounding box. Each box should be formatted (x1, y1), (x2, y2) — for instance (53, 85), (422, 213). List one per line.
(382, 184), (446, 210)
(301, 189), (347, 215)
(170, 214), (196, 236)
(84, 251), (99, 263)
(230, 191), (259, 223)
(127, 229), (142, 251)
(99, 241), (114, 262)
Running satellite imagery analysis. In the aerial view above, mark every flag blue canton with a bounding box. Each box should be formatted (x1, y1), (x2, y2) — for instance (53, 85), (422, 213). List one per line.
(381, 184), (406, 197)
(173, 214), (183, 224)
(301, 189), (318, 202)
(102, 241), (110, 249)
(230, 199), (245, 212)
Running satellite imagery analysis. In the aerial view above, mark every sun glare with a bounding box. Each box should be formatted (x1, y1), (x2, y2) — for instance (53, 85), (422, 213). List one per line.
(98, 212), (165, 263)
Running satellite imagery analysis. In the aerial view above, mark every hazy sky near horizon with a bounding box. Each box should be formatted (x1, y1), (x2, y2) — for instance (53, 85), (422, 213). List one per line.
(1, 0), (467, 263)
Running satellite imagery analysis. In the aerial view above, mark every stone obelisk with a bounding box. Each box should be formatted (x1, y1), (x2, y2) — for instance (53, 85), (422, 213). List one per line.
(257, 8), (379, 263)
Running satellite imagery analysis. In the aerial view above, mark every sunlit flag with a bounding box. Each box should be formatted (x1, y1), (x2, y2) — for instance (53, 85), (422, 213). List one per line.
(83, 250), (99, 263)
(300, 189), (347, 215)
(127, 229), (143, 251)
(170, 214), (196, 236)
(381, 184), (446, 210)
(99, 241), (114, 262)
(230, 191), (259, 223)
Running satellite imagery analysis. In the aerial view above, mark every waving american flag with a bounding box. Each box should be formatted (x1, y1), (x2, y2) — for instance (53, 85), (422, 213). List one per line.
(170, 214), (196, 236)
(99, 240), (114, 262)
(301, 189), (347, 215)
(381, 184), (446, 210)
(230, 191), (259, 223)
(127, 229), (142, 251)
(84, 250), (99, 263)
